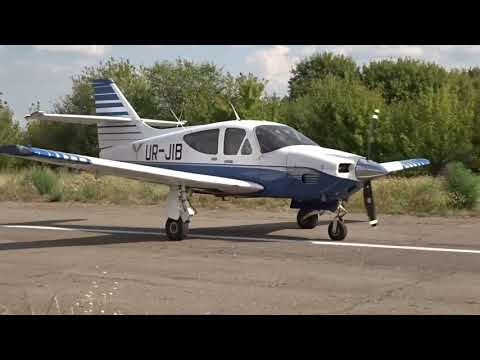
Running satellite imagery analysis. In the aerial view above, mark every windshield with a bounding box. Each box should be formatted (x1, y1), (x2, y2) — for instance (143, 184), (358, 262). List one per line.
(255, 125), (318, 153)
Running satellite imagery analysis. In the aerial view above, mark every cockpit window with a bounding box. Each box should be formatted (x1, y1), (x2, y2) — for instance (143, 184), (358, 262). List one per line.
(224, 128), (246, 155)
(183, 129), (219, 155)
(255, 125), (317, 153)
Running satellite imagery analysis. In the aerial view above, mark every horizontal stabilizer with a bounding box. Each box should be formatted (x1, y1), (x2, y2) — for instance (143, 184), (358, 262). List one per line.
(25, 111), (187, 128)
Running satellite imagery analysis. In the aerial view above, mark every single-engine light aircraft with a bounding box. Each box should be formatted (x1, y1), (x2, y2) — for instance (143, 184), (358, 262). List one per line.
(0, 79), (430, 241)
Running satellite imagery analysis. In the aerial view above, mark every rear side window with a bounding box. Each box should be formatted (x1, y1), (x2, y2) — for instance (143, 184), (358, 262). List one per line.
(241, 139), (252, 155)
(224, 128), (246, 155)
(183, 129), (219, 155)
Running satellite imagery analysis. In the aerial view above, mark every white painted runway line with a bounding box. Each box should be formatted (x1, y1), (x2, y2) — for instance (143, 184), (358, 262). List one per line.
(1, 225), (162, 236)
(2, 224), (480, 255)
(310, 241), (480, 255)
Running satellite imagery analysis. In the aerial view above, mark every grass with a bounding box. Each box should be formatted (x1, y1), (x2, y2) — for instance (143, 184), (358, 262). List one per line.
(347, 176), (459, 216)
(0, 167), (479, 216)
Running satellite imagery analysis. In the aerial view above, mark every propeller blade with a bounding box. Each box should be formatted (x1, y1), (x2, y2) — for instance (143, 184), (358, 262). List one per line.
(363, 180), (378, 227)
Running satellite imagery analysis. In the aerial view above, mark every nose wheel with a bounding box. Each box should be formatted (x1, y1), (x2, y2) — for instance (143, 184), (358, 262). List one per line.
(327, 202), (348, 241)
(328, 219), (347, 241)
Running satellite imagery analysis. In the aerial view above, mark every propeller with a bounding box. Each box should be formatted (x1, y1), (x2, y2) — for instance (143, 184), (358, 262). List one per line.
(363, 109), (380, 227)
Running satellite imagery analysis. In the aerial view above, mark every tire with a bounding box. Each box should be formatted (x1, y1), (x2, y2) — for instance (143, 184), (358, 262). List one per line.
(165, 218), (189, 241)
(328, 220), (347, 241)
(297, 209), (321, 229)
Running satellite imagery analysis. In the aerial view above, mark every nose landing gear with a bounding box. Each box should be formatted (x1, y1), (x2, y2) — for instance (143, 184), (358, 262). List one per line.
(327, 202), (348, 241)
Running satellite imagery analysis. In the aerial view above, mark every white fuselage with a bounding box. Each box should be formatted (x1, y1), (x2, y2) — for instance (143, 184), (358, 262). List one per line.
(99, 120), (365, 207)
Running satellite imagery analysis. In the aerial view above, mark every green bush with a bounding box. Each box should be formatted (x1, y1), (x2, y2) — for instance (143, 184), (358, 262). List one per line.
(48, 188), (64, 202)
(445, 162), (480, 209)
(79, 182), (98, 201)
(30, 167), (60, 195)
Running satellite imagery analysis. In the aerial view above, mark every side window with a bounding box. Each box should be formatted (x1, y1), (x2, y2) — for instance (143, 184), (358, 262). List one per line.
(224, 128), (246, 155)
(183, 129), (219, 155)
(241, 139), (252, 155)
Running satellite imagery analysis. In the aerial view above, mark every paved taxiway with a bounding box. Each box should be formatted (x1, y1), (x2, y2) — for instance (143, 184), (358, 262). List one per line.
(1, 201), (480, 314)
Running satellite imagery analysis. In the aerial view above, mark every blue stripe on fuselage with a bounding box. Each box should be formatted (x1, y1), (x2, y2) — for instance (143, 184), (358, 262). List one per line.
(131, 161), (360, 202)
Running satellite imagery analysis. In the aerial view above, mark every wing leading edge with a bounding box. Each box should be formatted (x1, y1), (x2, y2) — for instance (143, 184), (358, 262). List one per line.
(0, 145), (263, 195)
(380, 158), (430, 173)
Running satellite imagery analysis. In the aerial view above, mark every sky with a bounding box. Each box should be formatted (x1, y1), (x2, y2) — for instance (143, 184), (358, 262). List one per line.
(3, 45), (480, 125)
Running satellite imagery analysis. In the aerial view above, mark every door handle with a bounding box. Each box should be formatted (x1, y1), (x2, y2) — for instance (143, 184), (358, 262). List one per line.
(211, 157), (217, 161)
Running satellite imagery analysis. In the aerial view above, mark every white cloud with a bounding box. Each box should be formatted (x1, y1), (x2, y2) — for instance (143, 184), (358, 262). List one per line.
(246, 45), (480, 95)
(246, 45), (299, 95)
(296, 45), (480, 69)
(32, 45), (112, 57)
(298, 45), (424, 61)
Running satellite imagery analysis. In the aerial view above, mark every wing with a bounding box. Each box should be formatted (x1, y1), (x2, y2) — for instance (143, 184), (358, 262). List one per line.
(0, 145), (263, 195)
(25, 111), (187, 128)
(381, 158), (430, 173)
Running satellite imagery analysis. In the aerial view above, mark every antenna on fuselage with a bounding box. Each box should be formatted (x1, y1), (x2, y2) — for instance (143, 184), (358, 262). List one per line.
(170, 108), (185, 128)
(229, 102), (241, 121)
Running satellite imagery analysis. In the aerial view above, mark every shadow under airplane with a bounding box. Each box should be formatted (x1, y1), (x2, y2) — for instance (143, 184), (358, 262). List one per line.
(0, 218), (368, 252)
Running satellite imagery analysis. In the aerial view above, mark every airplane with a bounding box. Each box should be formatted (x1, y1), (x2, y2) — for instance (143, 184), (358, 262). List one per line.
(0, 79), (430, 241)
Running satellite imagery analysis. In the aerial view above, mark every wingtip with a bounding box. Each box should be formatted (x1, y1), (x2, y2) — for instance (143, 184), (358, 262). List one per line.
(0, 145), (34, 156)
(24, 110), (45, 120)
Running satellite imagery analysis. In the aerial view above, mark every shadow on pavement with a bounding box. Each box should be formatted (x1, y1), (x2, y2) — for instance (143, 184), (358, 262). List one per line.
(0, 217), (368, 251)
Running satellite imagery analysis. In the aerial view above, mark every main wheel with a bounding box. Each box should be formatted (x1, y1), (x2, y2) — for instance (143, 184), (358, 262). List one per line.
(328, 220), (347, 241)
(165, 218), (189, 241)
(297, 209), (323, 229)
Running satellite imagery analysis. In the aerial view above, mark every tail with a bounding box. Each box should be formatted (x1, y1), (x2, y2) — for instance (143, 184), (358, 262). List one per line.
(92, 79), (153, 154)
(23, 79), (184, 160)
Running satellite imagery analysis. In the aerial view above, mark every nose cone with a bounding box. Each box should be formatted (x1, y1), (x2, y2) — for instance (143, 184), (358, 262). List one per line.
(355, 159), (388, 181)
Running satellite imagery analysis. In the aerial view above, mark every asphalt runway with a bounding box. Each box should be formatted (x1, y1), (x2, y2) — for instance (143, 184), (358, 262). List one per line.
(1, 201), (480, 314)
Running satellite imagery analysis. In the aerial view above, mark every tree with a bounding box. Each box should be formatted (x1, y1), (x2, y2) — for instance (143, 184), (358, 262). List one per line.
(214, 72), (276, 121)
(386, 84), (474, 173)
(145, 59), (230, 124)
(288, 52), (360, 99)
(285, 76), (385, 156)
(0, 94), (25, 169)
(361, 58), (449, 104)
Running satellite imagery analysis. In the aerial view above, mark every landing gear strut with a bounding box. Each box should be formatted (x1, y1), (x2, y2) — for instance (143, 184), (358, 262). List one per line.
(328, 202), (348, 241)
(297, 209), (325, 229)
(165, 185), (195, 241)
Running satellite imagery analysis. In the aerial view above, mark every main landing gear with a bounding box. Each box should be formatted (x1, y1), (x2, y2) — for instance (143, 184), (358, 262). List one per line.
(165, 185), (196, 241)
(296, 201), (348, 241)
(297, 209), (325, 229)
